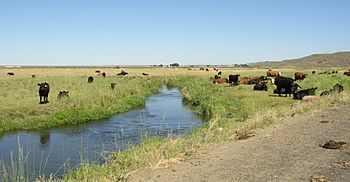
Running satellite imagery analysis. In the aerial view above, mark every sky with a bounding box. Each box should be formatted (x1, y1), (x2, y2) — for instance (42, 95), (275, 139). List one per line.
(0, 0), (349, 66)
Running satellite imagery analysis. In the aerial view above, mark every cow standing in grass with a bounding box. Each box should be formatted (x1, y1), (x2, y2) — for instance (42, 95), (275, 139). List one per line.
(274, 76), (295, 97)
(38, 82), (50, 104)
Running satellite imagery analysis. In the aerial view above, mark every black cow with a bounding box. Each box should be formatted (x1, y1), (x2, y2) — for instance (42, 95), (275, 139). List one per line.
(312, 71), (316, 74)
(88, 76), (94, 83)
(38, 82), (50, 104)
(57, 91), (69, 100)
(206, 68), (209, 71)
(101, 72), (106, 77)
(31, 75), (36, 78)
(7, 72), (14, 75)
(320, 83), (344, 96)
(110, 83), (116, 89)
(228, 74), (240, 86)
(117, 70), (128, 76)
(142, 73), (149, 76)
(273, 83), (301, 95)
(293, 87), (318, 100)
(253, 82), (268, 91)
(274, 76), (295, 97)
(218, 71), (222, 76)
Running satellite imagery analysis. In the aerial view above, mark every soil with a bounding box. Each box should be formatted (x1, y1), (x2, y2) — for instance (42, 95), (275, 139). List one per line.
(128, 103), (350, 182)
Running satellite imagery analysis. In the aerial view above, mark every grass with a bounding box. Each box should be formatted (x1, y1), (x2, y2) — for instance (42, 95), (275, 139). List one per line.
(0, 67), (349, 181)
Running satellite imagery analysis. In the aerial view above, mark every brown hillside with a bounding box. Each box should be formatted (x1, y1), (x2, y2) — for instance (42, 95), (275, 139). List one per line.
(250, 51), (350, 68)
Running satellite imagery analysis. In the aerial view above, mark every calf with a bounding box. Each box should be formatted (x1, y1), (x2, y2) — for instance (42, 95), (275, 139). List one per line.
(228, 74), (240, 86)
(7, 72), (14, 75)
(57, 91), (69, 100)
(274, 76), (295, 96)
(253, 82), (268, 91)
(110, 83), (116, 89)
(293, 87), (318, 100)
(38, 82), (50, 104)
(88, 76), (94, 83)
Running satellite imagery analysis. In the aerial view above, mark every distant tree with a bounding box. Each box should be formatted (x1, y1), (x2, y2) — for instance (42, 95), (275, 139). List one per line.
(170, 62), (180, 67)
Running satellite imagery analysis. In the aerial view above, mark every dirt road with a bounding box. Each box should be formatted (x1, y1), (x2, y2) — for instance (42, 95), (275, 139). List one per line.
(128, 104), (350, 182)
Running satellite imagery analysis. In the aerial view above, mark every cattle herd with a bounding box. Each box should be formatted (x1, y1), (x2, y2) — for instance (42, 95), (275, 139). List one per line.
(212, 69), (348, 100)
(3, 68), (350, 104)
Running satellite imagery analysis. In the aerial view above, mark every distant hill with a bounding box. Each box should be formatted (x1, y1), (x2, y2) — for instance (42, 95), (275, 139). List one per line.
(250, 51), (350, 68)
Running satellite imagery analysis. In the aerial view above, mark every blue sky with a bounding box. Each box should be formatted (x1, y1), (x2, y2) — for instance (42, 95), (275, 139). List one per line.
(0, 0), (349, 66)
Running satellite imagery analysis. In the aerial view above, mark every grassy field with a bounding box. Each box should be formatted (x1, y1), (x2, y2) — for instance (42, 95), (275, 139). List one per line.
(0, 67), (349, 181)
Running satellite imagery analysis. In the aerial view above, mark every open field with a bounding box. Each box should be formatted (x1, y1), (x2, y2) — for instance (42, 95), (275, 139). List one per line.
(0, 67), (350, 181)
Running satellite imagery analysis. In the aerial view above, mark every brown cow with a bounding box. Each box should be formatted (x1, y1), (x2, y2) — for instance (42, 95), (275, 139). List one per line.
(344, 71), (350, 76)
(213, 78), (228, 84)
(239, 76), (268, 84)
(294, 72), (307, 80)
(266, 70), (281, 77)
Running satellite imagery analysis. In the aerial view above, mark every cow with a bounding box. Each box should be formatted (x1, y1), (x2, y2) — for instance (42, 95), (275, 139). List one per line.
(101, 72), (106, 77)
(57, 91), (69, 100)
(343, 71), (350, 76)
(273, 83), (301, 95)
(217, 71), (222, 76)
(31, 75), (36, 78)
(293, 87), (318, 100)
(239, 76), (268, 85)
(110, 83), (116, 89)
(199, 68), (205, 70)
(274, 76), (295, 96)
(228, 74), (240, 86)
(117, 70), (128, 76)
(142, 73), (149, 76)
(320, 83), (344, 96)
(88, 76), (94, 83)
(312, 71), (316, 74)
(266, 70), (281, 77)
(294, 72), (307, 81)
(38, 82), (50, 104)
(213, 78), (228, 84)
(253, 82), (268, 91)
(206, 68), (209, 71)
(7, 72), (14, 75)
(95, 70), (101, 73)
(214, 75), (221, 79)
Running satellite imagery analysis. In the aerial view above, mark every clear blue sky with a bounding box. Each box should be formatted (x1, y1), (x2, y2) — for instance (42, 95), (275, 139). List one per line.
(0, 0), (349, 66)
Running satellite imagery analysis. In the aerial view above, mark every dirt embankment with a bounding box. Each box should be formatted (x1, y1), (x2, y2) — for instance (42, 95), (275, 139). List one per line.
(128, 104), (350, 182)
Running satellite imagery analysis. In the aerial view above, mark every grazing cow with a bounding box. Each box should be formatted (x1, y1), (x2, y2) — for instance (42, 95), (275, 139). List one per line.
(273, 83), (301, 95)
(228, 74), (240, 86)
(101, 72), (106, 77)
(293, 87), (318, 100)
(142, 73), (149, 76)
(312, 71), (316, 74)
(294, 72), (307, 81)
(253, 82), (268, 91)
(110, 83), (116, 89)
(343, 71), (350, 76)
(88, 76), (94, 83)
(274, 76), (295, 96)
(213, 78), (228, 84)
(7, 72), (14, 75)
(38, 82), (50, 104)
(320, 83), (344, 96)
(218, 71), (222, 76)
(95, 70), (101, 73)
(266, 70), (281, 77)
(57, 91), (69, 100)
